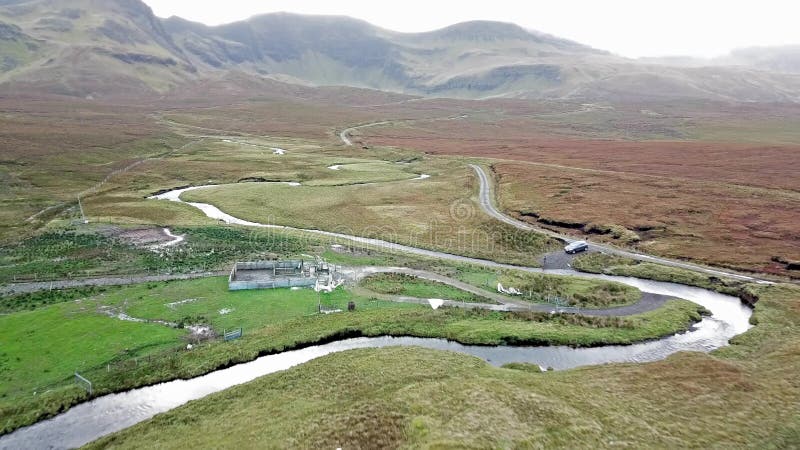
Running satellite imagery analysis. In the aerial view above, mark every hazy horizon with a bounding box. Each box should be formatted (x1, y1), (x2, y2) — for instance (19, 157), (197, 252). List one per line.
(143, 0), (800, 58)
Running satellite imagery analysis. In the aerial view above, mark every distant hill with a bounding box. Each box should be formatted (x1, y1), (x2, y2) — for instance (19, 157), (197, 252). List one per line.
(0, 0), (197, 97)
(641, 46), (800, 74)
(727, 46), (800, 73)
(1, 0), (799, 103)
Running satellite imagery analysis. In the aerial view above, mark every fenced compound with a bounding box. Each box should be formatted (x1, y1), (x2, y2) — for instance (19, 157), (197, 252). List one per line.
(223, 327), (243, 341)
(230, 276), (316, 290)
(75, 372), (92, 395)
(228, 259), (335, 290)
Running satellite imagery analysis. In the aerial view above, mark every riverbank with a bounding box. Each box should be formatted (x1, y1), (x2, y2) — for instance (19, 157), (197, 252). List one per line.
(0, 279), (707, 437)
(85, 281), (798, 448)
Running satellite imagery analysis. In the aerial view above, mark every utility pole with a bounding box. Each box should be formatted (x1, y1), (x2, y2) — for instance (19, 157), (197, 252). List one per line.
(77, 196), (88, 224)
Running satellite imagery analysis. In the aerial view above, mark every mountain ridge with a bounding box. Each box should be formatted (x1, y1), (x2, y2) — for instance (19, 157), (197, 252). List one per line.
(1, 0), (798, 103)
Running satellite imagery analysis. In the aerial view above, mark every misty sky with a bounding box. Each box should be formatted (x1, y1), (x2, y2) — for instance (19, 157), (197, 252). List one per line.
(144, 0), (799, 58)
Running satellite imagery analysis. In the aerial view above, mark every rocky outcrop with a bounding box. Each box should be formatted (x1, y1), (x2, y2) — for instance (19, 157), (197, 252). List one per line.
(425, 65), (562, 93)
(109, 52), (178, 66)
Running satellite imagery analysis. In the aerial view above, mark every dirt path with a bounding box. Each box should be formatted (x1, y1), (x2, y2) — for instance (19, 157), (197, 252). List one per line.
(335, 118), (770, 284)
(333, 119), (774, 284)
(339, 121), (392, 146)
(351, 285), (510, 311)
(0, 271), (228, 296)
(148, 228), (185, 249)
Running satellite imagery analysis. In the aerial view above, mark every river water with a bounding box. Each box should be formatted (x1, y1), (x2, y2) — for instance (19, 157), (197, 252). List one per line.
(0, 185), (753, 449)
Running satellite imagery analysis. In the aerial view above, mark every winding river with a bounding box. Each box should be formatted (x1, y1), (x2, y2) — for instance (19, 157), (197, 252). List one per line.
(0, 184), (753, 449)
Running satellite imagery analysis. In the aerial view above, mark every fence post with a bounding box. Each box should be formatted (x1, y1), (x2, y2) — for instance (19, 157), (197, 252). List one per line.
(75, 372), (93, 395)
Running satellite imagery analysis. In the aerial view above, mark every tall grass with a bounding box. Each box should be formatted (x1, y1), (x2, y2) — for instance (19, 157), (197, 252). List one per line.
(572, 253), (746, 296)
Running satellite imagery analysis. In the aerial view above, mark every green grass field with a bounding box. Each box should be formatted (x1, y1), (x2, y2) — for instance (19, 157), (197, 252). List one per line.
(0, 300), (183, 431)
(180, 170), (560, 266)
(92, 277), (354, 331)
(360, 272), (494, 303)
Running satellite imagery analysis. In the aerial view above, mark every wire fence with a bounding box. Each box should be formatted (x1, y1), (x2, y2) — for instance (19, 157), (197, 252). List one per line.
(2, 293), (397, 406)
(7, 270), (228, 284)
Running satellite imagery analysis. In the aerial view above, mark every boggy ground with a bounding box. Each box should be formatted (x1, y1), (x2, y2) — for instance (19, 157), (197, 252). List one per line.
(492, 162), (800, 276)
(6, 91), (799, 277)
(355, 110), (800, 277)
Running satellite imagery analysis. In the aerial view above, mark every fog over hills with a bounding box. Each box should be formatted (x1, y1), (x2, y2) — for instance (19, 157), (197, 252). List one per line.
(1, 0), (799, 102)
(642, 46), (800, 74)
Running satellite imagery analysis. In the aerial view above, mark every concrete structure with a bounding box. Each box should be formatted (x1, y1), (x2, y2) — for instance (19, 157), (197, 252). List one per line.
(228, 259), (334, 291)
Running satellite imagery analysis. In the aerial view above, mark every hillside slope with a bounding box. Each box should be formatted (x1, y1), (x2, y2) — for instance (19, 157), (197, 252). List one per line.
(0, 0), (197, 97)
(1, 0), (799, 102)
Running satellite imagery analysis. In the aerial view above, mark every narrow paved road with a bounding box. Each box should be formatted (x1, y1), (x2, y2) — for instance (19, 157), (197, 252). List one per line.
(339, 121), (391, 146)
(335, 121), (768, 284)
(470, 164), (768, 283)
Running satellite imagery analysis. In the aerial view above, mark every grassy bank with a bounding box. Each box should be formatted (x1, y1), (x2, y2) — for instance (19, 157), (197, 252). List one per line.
(572, 253), (747, 296)
(444, 264), (642, 308)
(86, 283), (800, 448)
(496, 270), (641, 308)
(360, 273), (494, 303)
(0, 276), (703, 435)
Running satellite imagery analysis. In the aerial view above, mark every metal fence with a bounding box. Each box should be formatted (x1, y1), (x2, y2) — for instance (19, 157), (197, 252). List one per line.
(223, 328), (243, 341)
(228, 277), (317, 291)
(74, 372), (92, 395)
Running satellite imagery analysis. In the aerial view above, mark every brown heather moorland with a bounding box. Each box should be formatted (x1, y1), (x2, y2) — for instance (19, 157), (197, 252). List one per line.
(493, 162), (800, 275)
(3, 87), (800, 277)
(356, 105), (800, 276)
